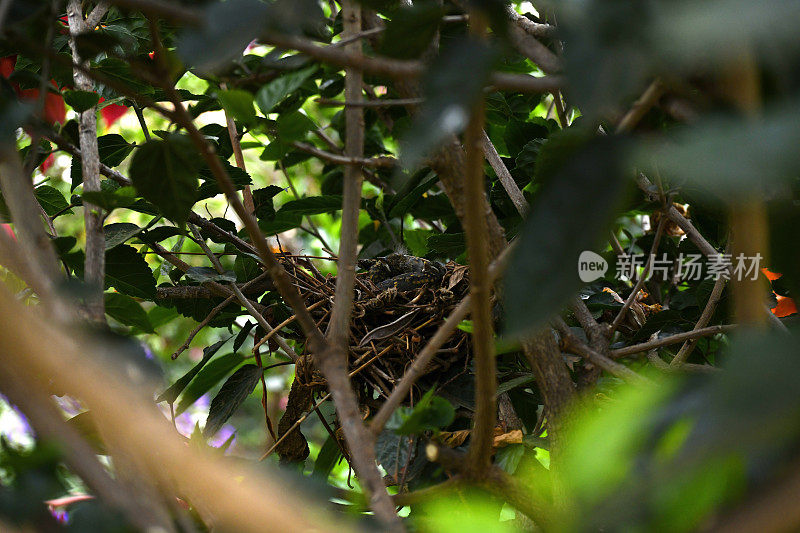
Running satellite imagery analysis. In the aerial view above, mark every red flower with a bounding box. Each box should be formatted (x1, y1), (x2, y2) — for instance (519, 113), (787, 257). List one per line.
(0, 55), (15, 78)
(98, 97), (128, 128)
(18, 85), (67, 125)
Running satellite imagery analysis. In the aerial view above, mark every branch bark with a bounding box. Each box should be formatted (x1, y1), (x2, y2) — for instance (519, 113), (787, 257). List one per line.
(67, 0), (105, 322)
(463, 13), (495, 476)
(316, 4), (403, 527)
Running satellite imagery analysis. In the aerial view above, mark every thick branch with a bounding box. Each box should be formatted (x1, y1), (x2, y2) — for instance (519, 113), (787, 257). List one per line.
(68, 0), (105, 322)
(463, 14), (495, 476)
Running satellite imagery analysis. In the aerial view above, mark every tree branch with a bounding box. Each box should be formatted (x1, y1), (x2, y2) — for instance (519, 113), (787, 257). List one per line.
(463, 13), (495, 477)
(316, 3), (402, 527)
(68, 0), (105, 322)
(610, 324), (736, 359)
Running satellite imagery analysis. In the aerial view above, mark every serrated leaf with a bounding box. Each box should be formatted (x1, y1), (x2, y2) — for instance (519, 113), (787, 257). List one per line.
(175, 352), (245, 415)
(218, 89), (256, 125)
(255, 66), (316, 115)
(203, 364), (262, 437)
(504, 135), (628, 338)
(104, 222), (141, 250)
(63, 89), (100, 112)
(104, 292), (154, 333)
(129, 133), (200, 225)
(97, 134), (134, 168)
(185, 267), (236, 284)
(35, 185), (72, 217)
(157, 338), (232, 404)
(105, 244), (156, 299)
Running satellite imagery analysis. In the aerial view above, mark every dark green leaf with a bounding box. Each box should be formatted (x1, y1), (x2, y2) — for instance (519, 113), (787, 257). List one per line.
(157, 338), (232, 404)
(104, 292), (154, 333)
(255, 66), (316, 115)
(277, 195), (344, 216)
(175, 352), (245, 415)
(82, 187), (137, 211)
(104, 222), (141, 250)
(203, 364), (262, 437)
(401, 37), (494, 168)
(504, 135), (629, 338)
(63, 89), (99, 112)
(387, 388), (455, 435)
(276, 111), (316, 143)
(35, 185), (71, 217)
(233, 321), (256, 352)
(97, 134), (134, 168)
(105, 244), (156, 299)
(379, 3), (443, 59)
(177, 0), (270, 72)
(129, 133), (200, 225)
(312, 435), (342, 479)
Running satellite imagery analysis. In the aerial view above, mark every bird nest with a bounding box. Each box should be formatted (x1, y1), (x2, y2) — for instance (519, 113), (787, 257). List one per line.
(272, 253), (472, 461)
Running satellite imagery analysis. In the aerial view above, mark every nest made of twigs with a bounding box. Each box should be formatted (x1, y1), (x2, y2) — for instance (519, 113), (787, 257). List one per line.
(276, 253), (472, 409)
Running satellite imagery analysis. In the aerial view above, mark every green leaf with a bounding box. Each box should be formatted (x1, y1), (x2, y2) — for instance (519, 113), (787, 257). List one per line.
(156, 338), (231, 404)
(233, 321), (256, 352)
(276, 195), (344, 216)
(104, 222), (141, 250)
(177, 0), (270, 72)
(97, 134), (134, 168)
(82, 187), (137, 211)
(218, 89), (256, 125)
(105, 244), (156, 299)
(387, 388), (455, 435)
(640, 102), (800, 199)
(63, 90), (99, 112)
(104, 292), (154, 333)
(312, 435), (342, 479)
(35, 185), (72, 217)
(427, 232), (465, 259)
(276, 110), (316, 143)
(234, 255), (259, 282)
(185, 267), (237, 284)
(175, 352), (245, 415)
(255, 66), (316, 115)
(379, 3), (443, 59)
(503, 135), (629, 338)
(129, 133), (200, 226)
(203, 364), (262, 437)
(401, 37), (494, 168)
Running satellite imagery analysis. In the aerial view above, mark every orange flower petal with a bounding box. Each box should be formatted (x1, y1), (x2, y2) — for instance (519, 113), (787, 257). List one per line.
(773, 295), (797, 318)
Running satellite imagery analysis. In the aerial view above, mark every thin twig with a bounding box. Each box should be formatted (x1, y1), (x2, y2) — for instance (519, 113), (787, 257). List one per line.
(610, 324), (736, 359)
(615, 79), (665, 134)
(670, 276), (727, 367)
(554, 318), (651, 384)
(480, 130), (528, 217)
(609, 214), (668, 335)
(292, 141), (397, 168)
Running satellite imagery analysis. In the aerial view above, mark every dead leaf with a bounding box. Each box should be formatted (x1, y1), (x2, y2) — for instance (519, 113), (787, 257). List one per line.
(493, 429), (523, 448)
(436, 429), (470, 448)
